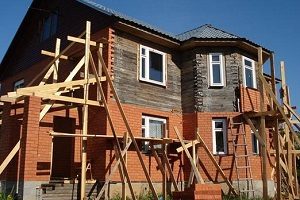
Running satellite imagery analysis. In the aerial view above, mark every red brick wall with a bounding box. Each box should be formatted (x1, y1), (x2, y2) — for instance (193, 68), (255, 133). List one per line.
(180, 112), (273, 182)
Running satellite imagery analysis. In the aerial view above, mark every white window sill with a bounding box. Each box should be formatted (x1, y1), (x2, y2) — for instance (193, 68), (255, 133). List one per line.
(139, 78), (166, 87)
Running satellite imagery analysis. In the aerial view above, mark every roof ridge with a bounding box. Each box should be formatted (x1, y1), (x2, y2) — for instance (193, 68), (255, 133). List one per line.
(206, 24), (240, 38)
(175, 24), (210, 36)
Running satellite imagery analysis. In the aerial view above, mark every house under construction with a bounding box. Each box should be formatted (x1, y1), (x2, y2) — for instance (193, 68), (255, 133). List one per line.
(0, 0), (299, 200)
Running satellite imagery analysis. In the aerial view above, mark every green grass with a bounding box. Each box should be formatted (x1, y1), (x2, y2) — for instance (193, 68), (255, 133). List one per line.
(110, 191), (171, 200)
(0, 193), (14, 200)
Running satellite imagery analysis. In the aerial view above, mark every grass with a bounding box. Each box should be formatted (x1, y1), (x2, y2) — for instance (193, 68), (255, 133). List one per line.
(0, 193), (14, 200)
(110, 191), (171, 200)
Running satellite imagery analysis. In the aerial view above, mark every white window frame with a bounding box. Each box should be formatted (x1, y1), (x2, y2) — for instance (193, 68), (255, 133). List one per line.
(139, 45), (166, 86)
(242, 56), (257, 89)
(209, 53), (224, 87)
(212, 118), (227, 155)
(251, 131), (260, 155)
(13, 79), (24, 91)
(142, 115), (166, 152)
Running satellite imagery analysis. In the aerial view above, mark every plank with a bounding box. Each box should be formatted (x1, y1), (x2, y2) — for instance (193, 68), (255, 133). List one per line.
(27, 31), (86, 87)
(161, 151), (179, 191)
(96, 139), (133, 200)
(67, 36), (97, 46)
(174, 127), (204, 184)
(196, 132), (237, 195)
(95, 50), (159, 199)
(0, 140), (21, 175)
(17, 91), (102, 107)
(176, 140), (199, 153)
(41, 50), (68, 60)
(243, 114), (265, 146)
(90, 50), (137, 200)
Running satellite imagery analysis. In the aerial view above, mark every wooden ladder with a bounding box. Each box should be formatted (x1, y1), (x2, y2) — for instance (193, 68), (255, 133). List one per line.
(229, 117), (255, 198)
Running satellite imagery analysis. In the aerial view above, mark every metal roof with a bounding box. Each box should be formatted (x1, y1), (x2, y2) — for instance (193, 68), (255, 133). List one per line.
(176, 24), (240, 41)
(76, 0), (177, 40)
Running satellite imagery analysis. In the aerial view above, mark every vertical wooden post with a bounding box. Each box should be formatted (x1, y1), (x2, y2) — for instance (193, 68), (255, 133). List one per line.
(258, 47), (268, 199)
(81, 21), (91, 200)
(122, 132), (128, 200)
(53, 39), (61, 83)
(162, 126), (168, 200)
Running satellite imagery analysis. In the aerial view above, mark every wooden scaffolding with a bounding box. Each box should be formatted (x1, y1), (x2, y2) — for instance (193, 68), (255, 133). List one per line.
(0, 21), (299, 200)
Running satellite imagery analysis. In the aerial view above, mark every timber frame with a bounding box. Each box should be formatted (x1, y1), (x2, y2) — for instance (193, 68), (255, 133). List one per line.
(0, 21), (299, 200)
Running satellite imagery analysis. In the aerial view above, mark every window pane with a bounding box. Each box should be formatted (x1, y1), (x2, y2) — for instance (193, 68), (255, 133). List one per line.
(244, 59), (252, 67)
(149, 51), (163, 82)
(252, 134), (258, 154)
(212, 64), (221, 84)
(141, 58), (146, 78)
(50, 13), (58, 36)
(215, 121), (223, 129)
(141, 48), (146, 55)
(212, 55), (220, 62)
(149, 120), (164, 138)
(142, 118), (145, 125)
(216, 131), (225, 152)
(245, 68), (254, 88)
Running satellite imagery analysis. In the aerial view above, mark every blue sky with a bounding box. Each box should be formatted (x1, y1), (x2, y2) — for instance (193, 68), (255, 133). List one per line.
(0, 0), (300, 111)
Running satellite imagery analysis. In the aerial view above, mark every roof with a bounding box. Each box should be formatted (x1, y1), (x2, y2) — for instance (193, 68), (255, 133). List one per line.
(76, 0), (271, 53)
(176, 24), (240, 41)
(76, 0), (178, 40)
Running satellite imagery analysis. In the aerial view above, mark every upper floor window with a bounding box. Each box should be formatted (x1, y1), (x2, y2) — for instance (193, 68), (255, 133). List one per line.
(139, 45), (166, 86)
(212, 118), (227, 155)
(13, 79), (24, 91)
(243, 57), (256, 88)
(142, 115), (166, 152)
(209, 53), (224, 87)
(41, 10), (58, 41)
(251, 131), (260, 155)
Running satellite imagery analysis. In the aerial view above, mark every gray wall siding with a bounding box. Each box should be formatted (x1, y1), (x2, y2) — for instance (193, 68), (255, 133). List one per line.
(114, 31), (182, 111)
(181, 47), (258, 113)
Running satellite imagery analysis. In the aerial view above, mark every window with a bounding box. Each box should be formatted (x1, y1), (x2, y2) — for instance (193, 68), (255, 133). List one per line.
(243, 57), (256, 88)
(252, 131), (259, 155)
(41, 10), (58, 41)
(209, 53), (224, 86)
(142, 115), (166, 152)
(13, 79), (24, 91)
(140, 45), (166, 86)
(212, 119), (227, 154)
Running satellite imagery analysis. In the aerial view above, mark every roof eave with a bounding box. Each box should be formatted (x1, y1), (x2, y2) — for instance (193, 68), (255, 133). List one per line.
(114, 21), (180, 49)
(179, 37), (272, 62)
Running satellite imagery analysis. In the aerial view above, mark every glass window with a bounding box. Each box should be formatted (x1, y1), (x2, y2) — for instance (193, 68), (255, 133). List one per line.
(13, 79), (24, 91)
(141, 115), (166, 152)
(209, 53), (224, 86)
(41, 10), (58, 41)
(243, 57), (256, 88)
(212, 119), (227, 154)
(139, 45), (166, 86)
(252, 131), (259, 154)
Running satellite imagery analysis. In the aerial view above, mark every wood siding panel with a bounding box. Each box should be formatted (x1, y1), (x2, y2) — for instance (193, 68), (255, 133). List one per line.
(113, 31), (181, 111)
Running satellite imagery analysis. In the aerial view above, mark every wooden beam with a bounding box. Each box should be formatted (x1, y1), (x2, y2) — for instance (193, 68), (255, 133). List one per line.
(95, 140), (133, 200)
(19, 77), (106, 93)
(160, 151), (179, 191)
(95, 50), (159, 199)
(81, 21), (91, 200)
(41, 50), (68, 60)
(258, 47), (268, 200)
(67, 36), (97, 46)
(27, 31), (86, 87)
(174, 127), (204, 184)
(257, 72), (300, 145)
(243, 114), (265, 146)
(244, 110), (279, 117)
(17, 91), (102, 107)
(0, 140), (20, 175)
(39, 56), (85, 121)
(176, 140), (200, 153)
(90, 50), (137, 200)
(196, 132), (237, 195)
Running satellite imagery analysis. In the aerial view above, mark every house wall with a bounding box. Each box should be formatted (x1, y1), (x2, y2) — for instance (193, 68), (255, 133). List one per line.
(181, 47), (261, 113)
(113, 30), (182, 112)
